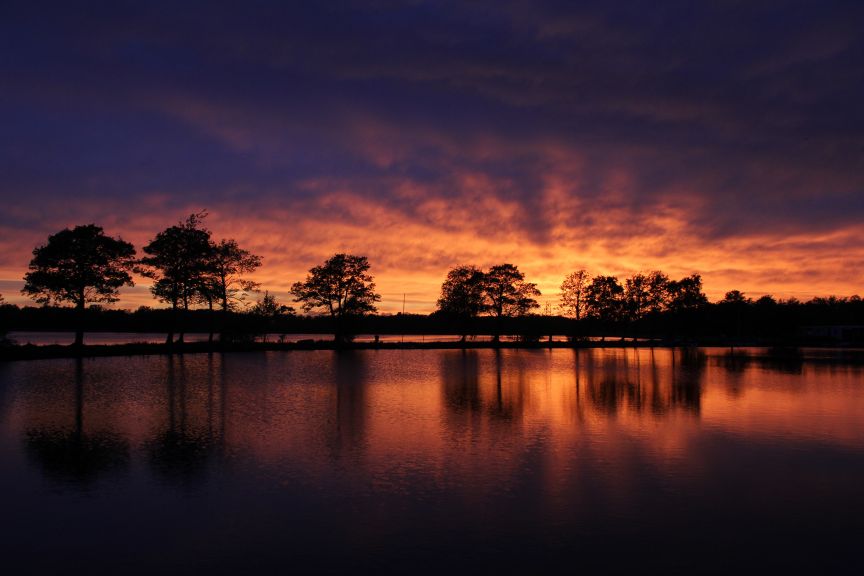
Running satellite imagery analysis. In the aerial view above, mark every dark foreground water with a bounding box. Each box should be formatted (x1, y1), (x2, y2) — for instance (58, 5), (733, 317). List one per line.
(1, 349), (863, 575)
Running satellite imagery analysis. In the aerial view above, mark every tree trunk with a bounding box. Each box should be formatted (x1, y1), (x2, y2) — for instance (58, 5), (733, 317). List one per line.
(334, 313), (345, 348)
(74, 298), (85, 347)
(178, 296), (187, 344)
(208, 300), (214, 344)
(492, 314), (501, 346)
(166, 301), (176, 346)
(220, 295), (229, 343)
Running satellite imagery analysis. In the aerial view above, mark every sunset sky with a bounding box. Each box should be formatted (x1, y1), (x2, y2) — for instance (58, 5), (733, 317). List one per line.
(2, 0), (863, 313)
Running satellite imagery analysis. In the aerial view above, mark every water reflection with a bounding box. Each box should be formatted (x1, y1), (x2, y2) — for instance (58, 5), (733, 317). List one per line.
(330, 351), (368, 459)
(147, 355), (225, 486)
(716, 347), (804, 375)
(438, 348), (704, 422)
(23, 359), (129, 486)
(2, 349), (864, 573)
(441, 350), (481, 414)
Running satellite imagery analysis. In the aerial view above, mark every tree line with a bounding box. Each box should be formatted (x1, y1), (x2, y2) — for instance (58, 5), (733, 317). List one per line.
(6, 214), (863, 346)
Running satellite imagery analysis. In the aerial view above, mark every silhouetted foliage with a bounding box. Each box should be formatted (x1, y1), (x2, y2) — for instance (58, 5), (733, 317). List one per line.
(196, 238), (262, 342)
(207, 239), (262, 313)
(666, 274), (708, 312)
(722, 290), (751, 305)
(624, 270), (669, 319)
(584, 275), (625, 323)
(22, 224), (136, 346)
(560, 269), (589, 320)
(436, 265), (487, 341)
(483, 264), (541, 318)
(482, 264), (540, 342)
(624, 273), (651, 320)
(138, 213), (213, 344)
(251, 291), (293, 342)
(291, 253), (381, 344)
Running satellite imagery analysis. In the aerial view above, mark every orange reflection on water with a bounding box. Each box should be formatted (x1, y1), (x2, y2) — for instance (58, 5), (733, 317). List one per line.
(4, 348), (864, 493)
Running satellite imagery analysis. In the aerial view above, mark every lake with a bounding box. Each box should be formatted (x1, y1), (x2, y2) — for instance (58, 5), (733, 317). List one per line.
(1, 348), (863, 574)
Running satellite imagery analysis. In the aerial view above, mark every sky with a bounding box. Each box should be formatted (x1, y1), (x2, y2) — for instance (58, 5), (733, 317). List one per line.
(1, 0), (863, 313)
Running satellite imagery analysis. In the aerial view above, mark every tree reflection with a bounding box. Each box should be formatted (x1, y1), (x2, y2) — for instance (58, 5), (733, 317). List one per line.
(437, 349), (706, 423)
(670, 348), (706, 414)
(438, 349), (526, 423)
(328, 350), (368, 459)
(584, 351), (638, 415)
(577, 349), (704, 417)
(441, 350), (482, 414)
(148, 355), (224, 486)
(24, 358), (129, 486)
(717, 348), (804, 375)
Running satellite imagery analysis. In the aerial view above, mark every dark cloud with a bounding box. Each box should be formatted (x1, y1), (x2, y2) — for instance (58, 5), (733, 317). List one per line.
(1, 0), (863, 305)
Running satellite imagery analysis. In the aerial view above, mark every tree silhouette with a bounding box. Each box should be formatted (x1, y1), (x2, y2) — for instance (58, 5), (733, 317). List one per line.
(291, 253), (381, 344)
(645, 270), (670, 313)
(138, 213), (213, 344)
(482, 264), (540, 342)
(624, 273), (651, 320)
(719, 289), (751, 339)
(623, 271), (670, 320)
(584, 275), (625, 322)
(209, 239), (261, 313)
(198, 238), (262, 342)
(251, 291), (293, 342)
(666, 274), (708, 312)
(436, 265), (487, 341)
(560, 269), (589, 320)
(721, 290), (750, 305)
(22, 224), (135, 346)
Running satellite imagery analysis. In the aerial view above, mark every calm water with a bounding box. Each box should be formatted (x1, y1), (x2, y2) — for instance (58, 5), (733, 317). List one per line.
(1, 349), (863, 574)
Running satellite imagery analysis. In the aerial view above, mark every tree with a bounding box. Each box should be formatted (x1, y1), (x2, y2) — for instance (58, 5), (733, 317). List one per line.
(200, 238), (262, 342)
(721, 290), (750, 305)
(482, 264), (541, 342)
(719, 290), (750, 339)
(584, 275), (625, 322)
(666, 274), (708, 312)
(436, 265), (487, 341)
(251, 291), (293, 342)
(22, 224), (135, 346)
(560, 269), (589, 320)
(624, 273), (651, 320)
(138, 213), (213, 344)
(209, 239), (262, 313)
(290, 253), (381, 344)
(645, 271), (670, 314)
